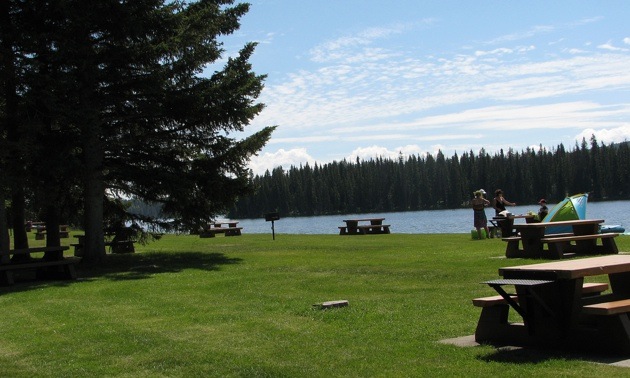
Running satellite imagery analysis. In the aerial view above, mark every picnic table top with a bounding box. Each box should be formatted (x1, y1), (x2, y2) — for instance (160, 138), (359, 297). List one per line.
(492, 214), (533, 220)
(512, 218), (604, 229)
(499, 254), (630, 280)
(342, 218), (385, 222)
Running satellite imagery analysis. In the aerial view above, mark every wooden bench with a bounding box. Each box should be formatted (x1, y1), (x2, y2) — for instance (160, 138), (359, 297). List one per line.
(473, 282), (610, 340)
(0, 247), (80, 285)
(503, 232), (616, 258)
(541, 232), (619, 256)
(339, 224), (391, 235)
(473, 282), (609, 307)
(200, 227), (243, 238)
(582, 299), (630, 316)
(581, 298), (630, 351)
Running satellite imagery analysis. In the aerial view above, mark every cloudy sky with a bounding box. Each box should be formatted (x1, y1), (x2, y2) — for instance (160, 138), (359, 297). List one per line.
(219, 0), (630, 174)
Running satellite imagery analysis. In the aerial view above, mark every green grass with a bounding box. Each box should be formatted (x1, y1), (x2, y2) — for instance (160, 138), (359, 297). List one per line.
(2, 232), (630, 377)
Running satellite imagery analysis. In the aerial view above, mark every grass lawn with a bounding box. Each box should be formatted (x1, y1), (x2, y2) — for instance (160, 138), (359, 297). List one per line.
(1, 232), (630, 377)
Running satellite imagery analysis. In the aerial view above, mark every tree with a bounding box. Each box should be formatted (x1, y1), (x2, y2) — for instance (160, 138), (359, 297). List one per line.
(2, 1), (274, 264)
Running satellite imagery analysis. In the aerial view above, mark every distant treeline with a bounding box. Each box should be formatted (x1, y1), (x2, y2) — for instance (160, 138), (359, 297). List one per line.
(229, 138), (630, 219)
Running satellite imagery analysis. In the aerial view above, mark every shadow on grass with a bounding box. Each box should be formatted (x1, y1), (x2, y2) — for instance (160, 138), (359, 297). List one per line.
(478, 344), (630, 366)
(1, 251), (242, 293)
(79, 251), (242, 281)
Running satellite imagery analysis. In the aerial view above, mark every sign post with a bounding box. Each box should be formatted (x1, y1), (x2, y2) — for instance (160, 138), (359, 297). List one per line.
(264, 212), (280, 240)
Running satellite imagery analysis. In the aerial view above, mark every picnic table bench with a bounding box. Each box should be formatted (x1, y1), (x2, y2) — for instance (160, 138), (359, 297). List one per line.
(200, 222), (243, 238)
(0, 246), (80, 285)
(474, 255), (630, 354)
(503, 219), (618, 259)
(339, 218), (391, 235)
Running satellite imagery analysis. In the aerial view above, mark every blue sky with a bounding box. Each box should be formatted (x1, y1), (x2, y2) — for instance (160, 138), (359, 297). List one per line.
(219, 1), (630, 174)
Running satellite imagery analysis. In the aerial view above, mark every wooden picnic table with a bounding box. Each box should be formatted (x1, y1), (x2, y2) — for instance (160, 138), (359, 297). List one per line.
(0, 246), (80, 285)
(474, 255), (630, 354)
(339, 218), (391, 235)
(34, 224), (70, 240)
(199, 221), (242, 238)
(72, 228), (137, 255)
(491, 214), (533, 237)
(503, 219), (619, 259)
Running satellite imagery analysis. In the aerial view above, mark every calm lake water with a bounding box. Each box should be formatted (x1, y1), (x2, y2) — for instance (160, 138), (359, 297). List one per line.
(230, 200), (630, 235)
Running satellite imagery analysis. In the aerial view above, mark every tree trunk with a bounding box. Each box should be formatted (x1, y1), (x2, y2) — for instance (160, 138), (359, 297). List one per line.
(43, 205), (62, 260)
(0, 192), (10, 264)
(1, 1), (28, 253)
(10, 189), (28, 249)
(82, 124), (105, 265)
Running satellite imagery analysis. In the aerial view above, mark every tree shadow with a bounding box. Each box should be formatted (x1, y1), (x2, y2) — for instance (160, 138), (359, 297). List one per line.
(1, 251), (242, 293)
(79, 251), (242, 281)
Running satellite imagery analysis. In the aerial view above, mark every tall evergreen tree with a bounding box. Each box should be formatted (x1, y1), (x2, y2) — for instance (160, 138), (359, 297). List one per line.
(3, 1), (274, 263)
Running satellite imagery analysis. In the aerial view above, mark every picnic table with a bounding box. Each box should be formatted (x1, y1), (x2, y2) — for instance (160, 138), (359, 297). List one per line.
(503, 219), (619, 259)
(473, 255), (630, 354)
(72, 228), (137, 255)
(34, 224), (70, 240)
(199, 222), (242, 237)
(0, 246), (80, 285)
(491, 214), (533, 237)
(338, 218), (391, 235)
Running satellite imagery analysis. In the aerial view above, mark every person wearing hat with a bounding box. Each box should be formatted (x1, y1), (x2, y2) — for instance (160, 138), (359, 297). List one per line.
(538, 199), (549, 221)
(472, 190), (490, 239)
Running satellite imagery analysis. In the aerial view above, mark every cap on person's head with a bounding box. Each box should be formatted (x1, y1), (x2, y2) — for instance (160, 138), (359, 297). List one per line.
(539, 199), (546, 204)
(478, 189), (486, 195)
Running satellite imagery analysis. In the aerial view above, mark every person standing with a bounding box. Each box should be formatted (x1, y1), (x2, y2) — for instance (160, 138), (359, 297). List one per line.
(492, 189), (516, 216)
(472, 190), (490, 239)
(493, 189), (517, 236)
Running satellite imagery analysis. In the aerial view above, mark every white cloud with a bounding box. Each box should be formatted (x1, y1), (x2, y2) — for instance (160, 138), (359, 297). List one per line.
(575, 125), (630, 145)
(309, 24), (410, 63)
(247, 148), (316, 174)
(597, 41), (628, 52)
(347, 145), (425, 161)
(245, 12), (630, 173)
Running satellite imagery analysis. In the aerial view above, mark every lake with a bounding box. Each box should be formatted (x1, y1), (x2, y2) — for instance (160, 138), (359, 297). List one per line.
(230, 200), (630, 235)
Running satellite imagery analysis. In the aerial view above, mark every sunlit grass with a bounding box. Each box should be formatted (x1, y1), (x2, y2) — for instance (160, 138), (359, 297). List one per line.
(1, 232), (629, 377)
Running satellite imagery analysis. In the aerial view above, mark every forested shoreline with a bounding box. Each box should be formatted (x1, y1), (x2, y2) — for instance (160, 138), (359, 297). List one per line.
(229, 138), (630, 219)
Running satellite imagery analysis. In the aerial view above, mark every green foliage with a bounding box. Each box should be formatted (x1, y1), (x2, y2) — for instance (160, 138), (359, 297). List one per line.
(1, 1), (274, 260)
(231, 140), (630, 218)
(2, 232), (629, 376)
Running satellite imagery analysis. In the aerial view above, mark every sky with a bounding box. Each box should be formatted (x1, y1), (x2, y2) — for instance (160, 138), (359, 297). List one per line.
(217, 0), (630, 175)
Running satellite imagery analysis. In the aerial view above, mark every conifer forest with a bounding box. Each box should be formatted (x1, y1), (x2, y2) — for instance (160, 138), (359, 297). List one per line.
(229, 138), (630, 219)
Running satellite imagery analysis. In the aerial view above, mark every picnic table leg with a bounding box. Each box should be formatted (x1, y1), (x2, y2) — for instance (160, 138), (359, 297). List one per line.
(0, 271), (15, 285)
(504, 239), (521, 258)
(545, 242), (565, 259)
(475, 304), (510, 341)
(496, 218), (514, 237)
(601, 237), (619, 255)
(586, 313), (630, 354)
(346, 221), (358, 234)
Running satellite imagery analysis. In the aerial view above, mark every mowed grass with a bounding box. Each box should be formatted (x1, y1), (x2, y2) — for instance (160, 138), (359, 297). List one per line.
(1, 232), (630, 377)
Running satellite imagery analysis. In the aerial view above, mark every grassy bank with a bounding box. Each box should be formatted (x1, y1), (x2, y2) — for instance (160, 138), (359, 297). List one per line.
(2, 233), (630, 377)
